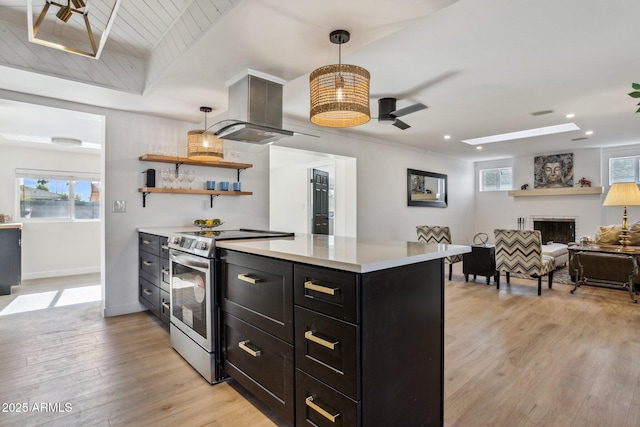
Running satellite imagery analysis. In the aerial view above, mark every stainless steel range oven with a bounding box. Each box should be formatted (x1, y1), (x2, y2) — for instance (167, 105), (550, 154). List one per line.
(168, 229), (293, 383)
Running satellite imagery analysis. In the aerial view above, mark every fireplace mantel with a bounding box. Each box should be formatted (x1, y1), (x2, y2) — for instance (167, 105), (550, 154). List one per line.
(508, 187), (603, 197)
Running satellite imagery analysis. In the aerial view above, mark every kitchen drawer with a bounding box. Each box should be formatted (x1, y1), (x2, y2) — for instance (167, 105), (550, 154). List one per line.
(160, 289), (170, 325)
(296, 369), (360, 427)
(160, 257), (170, 292)
(223, 313), (294, 423)
(139, 232), (161, 256)
(139, 276), (159, 316)
(295, 306), (359, 399)
(221, 250), (293, 343)
(294, 264), (360, 323)
(139, 249), (160, 284)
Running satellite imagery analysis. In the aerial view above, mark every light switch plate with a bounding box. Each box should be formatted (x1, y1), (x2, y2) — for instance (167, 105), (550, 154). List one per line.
(112, 200), (126, 213)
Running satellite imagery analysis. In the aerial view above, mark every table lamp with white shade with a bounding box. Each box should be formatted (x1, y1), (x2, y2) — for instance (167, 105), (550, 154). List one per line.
(602, 182), (640, 247)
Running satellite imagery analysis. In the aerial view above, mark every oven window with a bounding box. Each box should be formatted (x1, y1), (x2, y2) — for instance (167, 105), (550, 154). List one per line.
(171, 261), (208, 340)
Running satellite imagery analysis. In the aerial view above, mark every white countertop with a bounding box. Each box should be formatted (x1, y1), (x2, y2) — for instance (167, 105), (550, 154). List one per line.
(137, 226), (199, 237)
(0, 222), (22, 230)
(217, 233), (470, 273)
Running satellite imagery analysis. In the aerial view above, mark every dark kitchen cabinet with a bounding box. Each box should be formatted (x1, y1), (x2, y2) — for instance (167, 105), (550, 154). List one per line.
(138, 232), (169, 324)
(221, 250), (295, 423)
(0, 225), (22, 295)
(220, 250), (444, 426)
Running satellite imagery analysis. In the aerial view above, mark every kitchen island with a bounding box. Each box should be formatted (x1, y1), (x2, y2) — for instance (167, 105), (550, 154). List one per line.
(217, 234), (469, 426)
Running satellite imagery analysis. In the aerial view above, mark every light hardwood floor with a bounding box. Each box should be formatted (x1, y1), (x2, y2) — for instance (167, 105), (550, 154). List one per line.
(1, 266), (639, 426)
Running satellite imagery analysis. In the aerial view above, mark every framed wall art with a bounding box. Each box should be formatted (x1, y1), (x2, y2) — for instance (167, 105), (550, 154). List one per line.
(534, 153), (573, 188)
(407, 169), (447, 207)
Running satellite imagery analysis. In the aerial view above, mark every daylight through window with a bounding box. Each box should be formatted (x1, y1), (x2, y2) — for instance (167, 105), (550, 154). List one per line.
(479, 167), (512, 191)
(16, 170), (101, 221)
(609, 156), (640, 184)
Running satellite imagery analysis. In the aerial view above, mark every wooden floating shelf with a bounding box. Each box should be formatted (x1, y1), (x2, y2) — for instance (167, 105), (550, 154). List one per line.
(138, 187), (252, 196)
(138, 187), (253, 207)
(508, 186), (603, 197)
(139, 154), (252, 170)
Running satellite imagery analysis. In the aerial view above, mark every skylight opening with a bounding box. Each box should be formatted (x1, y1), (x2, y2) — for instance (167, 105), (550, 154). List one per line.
(461, 123), (580, 145)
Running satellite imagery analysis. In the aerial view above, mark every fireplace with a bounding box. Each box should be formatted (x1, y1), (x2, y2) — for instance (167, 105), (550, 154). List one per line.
(532, 217), (576, 244)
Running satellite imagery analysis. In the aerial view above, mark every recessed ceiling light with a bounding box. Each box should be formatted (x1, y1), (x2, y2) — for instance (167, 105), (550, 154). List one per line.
(566, 113), (575, 118)
(444, 135), (451, 140)
(461, 123), (580, 145)
(476, 146), (482, 150)
(585, 130), (594, 135)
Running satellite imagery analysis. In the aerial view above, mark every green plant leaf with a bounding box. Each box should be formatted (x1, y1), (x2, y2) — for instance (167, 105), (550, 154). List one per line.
(636, 107), (640, 113)
(633, 83), (640, 90)
(629, 91), (640, 98)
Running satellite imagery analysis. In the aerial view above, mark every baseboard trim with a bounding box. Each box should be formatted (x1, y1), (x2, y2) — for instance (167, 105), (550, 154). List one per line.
(22, 266), (100, 281)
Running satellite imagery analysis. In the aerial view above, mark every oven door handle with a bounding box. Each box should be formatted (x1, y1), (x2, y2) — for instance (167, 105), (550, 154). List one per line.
(170, 251), (210, 272)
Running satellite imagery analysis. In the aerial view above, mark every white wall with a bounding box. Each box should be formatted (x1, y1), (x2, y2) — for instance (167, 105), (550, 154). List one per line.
(0, 143), (101, 279)
(277, 121), (476, 244)
(473, 147), (640, 242)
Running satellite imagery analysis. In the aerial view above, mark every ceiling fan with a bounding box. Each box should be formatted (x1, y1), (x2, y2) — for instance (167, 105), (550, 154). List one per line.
(377, 97), (428, 130)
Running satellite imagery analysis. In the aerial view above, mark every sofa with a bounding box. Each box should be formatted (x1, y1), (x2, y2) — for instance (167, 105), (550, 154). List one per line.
(568, 224), (640, 287)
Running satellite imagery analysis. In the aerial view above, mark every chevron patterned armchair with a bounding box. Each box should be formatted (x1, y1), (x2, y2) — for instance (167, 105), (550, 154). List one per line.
(494, 229), (555, 296)
(416, 225), (463, 280)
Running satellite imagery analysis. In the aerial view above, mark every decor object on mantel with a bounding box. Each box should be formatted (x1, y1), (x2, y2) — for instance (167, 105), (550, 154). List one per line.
(520, 184), (529, 190)
(602, 182), (640, 247)
(28, 0), (122, 59)
(188, 107), (224, 161)
(309, 30), (370, 128)
(578, 177), (592, 187)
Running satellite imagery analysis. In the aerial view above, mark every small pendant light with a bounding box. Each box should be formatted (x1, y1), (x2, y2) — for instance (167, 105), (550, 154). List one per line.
(187, 106), (224, 161)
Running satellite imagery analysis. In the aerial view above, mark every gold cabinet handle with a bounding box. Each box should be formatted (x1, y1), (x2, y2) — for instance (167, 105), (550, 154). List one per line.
(238, 340), (261, 357)
(161, 245), (169, 250)
(305, 396), (339, 423)
(142, 239), (152, 245)
(238, 273), (259, 284)
(142, 288), (153, 296)
(142, 260), (153, 266)
(304, 331), (339, 350)
(161, 301), (170, 310)
(161, 268), (169, 274)
(304, 280), (338, 296)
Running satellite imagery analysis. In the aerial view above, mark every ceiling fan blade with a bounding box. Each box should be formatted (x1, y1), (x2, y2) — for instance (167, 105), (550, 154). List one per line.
(391, 103), (428, 117)
(393, 119), (410, 130)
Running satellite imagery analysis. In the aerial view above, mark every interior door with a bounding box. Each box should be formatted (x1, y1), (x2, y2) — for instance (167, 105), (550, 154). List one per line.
(312, 169), (329, 235)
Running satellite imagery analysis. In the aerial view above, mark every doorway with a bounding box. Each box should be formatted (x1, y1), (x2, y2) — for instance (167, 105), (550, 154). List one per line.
(269, 146), (357, 237)
(312, 168), (330, 235)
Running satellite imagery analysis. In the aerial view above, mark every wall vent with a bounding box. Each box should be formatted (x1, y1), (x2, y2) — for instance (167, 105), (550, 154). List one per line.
(531, 110), (554, 116)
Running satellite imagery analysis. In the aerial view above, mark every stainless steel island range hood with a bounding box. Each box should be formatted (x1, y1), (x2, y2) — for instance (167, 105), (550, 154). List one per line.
(213, 73), (295, 144)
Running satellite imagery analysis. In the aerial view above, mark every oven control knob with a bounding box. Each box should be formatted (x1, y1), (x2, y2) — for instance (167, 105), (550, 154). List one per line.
(201, 242), (208, 250)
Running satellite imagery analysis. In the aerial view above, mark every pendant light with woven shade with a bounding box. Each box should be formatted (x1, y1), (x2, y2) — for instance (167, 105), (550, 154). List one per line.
(187, 107), (224, 161)
(309, 30), (370, 128)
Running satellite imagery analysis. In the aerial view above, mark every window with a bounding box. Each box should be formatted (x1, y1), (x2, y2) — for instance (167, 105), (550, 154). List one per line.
(609, 156), (640, 184)
(17, 170), (101, 221)
(479, 167), (512, 191)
